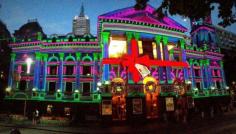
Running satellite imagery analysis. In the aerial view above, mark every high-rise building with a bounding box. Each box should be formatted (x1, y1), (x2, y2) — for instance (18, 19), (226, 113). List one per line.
(72, 4), (90, 36)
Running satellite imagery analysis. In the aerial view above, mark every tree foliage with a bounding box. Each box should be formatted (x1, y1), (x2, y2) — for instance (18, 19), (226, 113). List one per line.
(135, 0), (236, 27)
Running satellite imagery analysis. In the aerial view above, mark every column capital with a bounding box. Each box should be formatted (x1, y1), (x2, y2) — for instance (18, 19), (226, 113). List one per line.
(59, 53), (64, 61)
(204, 59), (210, 66)
(125, 32), (133, 42)
(220, 61), (224, 67)
(11, 53), (16, 61)
(42, 53), (48, 62)
(35, 52), (41, 60)
(180, 39), (185, 49)
(155, 35), (162, 44)
(101, 31), (110, 44)
(134, 32), (140, 40)
(162, 36), (168, 46)
(76, 52), (81, 61)
(169, 49), (174, 55)
(93, 53), (99, 61)
(37, 32), (42, 41)
(199, 59), (204, 66)
(188, 59), (194, 65)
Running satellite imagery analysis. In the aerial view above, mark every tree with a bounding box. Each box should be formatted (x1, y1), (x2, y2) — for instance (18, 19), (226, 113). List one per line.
(135, 0), (236, 27)
(0, 20), (11, 100)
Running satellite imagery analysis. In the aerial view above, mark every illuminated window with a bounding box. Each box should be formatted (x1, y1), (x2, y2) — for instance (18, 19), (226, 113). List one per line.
(152, 42), (157, 59)
(138, 41), (143, 54)
(108, 37), (127, 58)
(167, 43), (176, 61)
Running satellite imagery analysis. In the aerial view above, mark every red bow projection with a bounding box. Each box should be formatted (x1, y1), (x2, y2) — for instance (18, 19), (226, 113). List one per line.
(102, 39), (188, 83)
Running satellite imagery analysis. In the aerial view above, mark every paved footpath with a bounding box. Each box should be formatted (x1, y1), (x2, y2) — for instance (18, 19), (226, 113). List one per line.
(0, 110), (236, 134)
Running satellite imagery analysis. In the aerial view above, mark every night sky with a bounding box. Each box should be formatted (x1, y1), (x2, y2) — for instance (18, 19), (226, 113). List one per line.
(0, 0), (235, 36)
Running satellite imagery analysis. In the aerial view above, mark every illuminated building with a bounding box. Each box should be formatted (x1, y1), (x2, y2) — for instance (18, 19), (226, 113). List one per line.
(5, 5), (229, 121)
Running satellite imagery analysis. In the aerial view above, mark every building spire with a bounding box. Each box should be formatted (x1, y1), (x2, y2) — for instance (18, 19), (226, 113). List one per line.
(79, 3), (85, 17)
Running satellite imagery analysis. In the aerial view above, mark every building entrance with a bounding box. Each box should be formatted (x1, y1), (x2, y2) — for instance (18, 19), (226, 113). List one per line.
(143, 76), (160, 119)
(111, 78), (126, 120)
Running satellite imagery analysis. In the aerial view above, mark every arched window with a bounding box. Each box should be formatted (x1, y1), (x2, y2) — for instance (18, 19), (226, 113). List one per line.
(64, 56), (76, 75)
(48, 56), (59, 75)
(68, 36), (73, 42)
(81, 55), (92, 77)
(52, 37), (56, 43)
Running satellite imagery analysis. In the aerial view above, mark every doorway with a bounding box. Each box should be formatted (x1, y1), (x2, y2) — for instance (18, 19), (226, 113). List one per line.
(112, 95), (126, 120)
(146, 92), (158, 119)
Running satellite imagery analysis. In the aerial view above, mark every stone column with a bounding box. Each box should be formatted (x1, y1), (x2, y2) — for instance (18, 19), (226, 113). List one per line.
(189, 59), (195, 88)
(93, 53), (99, 92)
(180, 39), (189, 82)
(58, 53), (64, 92)
(162, 36), (172, 84)
(155, 35), (164, 83)
(101, 32), (110, 81)
(200, 59), (205, 89)
(220, 61), (226, 88)
(76, 52), (81, 90)
(42, 54), (48, 91)
(33, 52), (41, 90)
(205, 59), (212, 88)
(8, 53), (16, 88)
(126, 32), (133, 54)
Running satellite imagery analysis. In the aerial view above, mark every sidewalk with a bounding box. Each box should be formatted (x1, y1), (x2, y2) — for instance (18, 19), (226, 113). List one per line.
(0, 110), (236, 134)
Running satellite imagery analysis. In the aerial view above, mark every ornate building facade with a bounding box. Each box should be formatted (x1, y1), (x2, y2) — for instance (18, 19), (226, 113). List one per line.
(5, 5), (229, 121)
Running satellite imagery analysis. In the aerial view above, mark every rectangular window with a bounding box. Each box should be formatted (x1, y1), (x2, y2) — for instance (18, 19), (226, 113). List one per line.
(21, 64), (27, 74)
(82, 66), (91, 76)
(49, 66), (57, 75)
(216, 81), (221, 89)
(48, 82), (56, 94)
(82, 83), (90, 96)
(65, 82), (73, 95)
(194, 69), (200, 77)
(142, 40), (154, 59)
(19, 80), (26, 91)
(108, 37), (127, 58)
(196, 82), (201, 90)
(138, 41), (143, 54)
(65, 65), (74, 75)
(152, 42), (157, 59)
